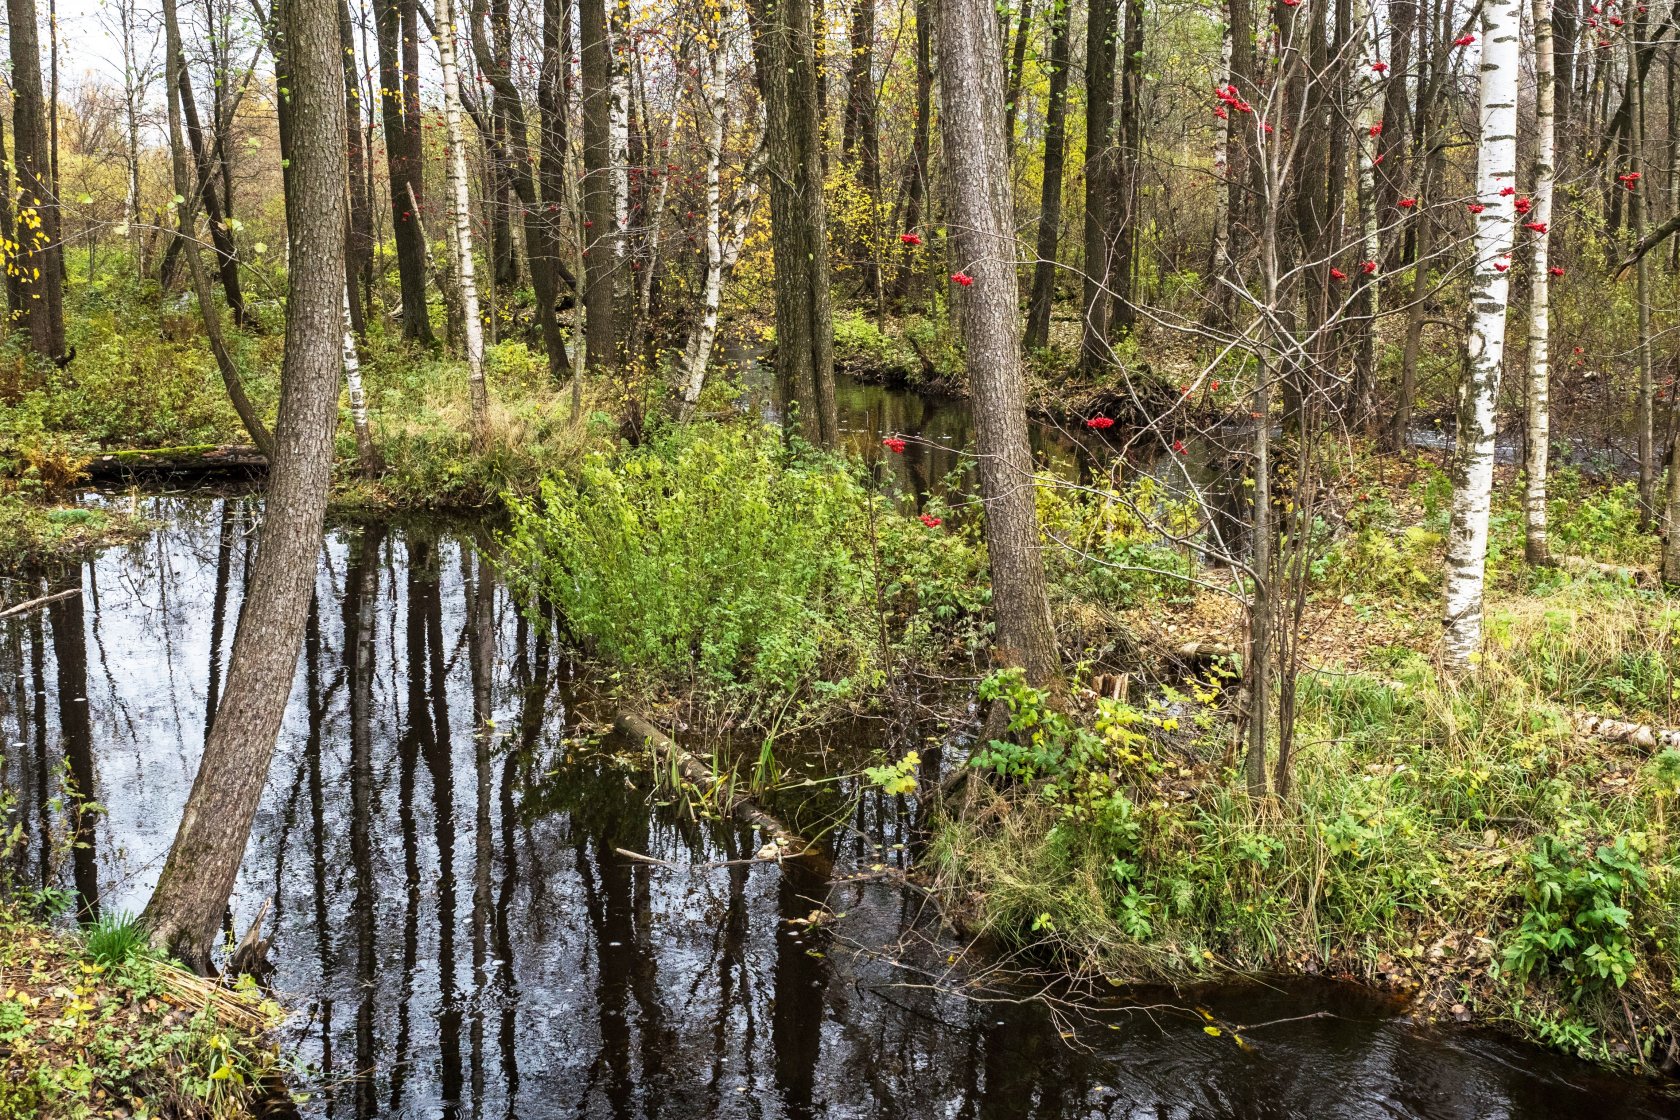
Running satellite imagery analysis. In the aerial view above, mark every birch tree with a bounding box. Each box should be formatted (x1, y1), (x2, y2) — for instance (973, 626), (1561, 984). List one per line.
(437, 0), (489, 453)
(1442, 0), (1520, 675)
(1523, 0), (1555, 566)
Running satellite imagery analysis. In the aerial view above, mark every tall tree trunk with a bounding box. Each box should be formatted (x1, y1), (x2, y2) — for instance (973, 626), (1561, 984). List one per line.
(937, 0), (1058, 686)
(842, 0), (882, 307)
(439, 0), (490, 453)
(1023, 0), (1071, 350)
(342, 286), (379, 476)
(1079, 0), (1117, 374)
(374, 0), (434, 342)
(1442, 0), (1519, 676)
(580, 0), (619, 372)
(466, 0), (574, 381)
(1110, 0), (1144, 334)
(142, 0), (348, 971)
(1002, 0), (1033, 153)
(1629, 15), (1656, 523)
(7, 0), (67, 360)
(750, 0), (839, 444)
(891, 0), (933, 304)
(341, 0), (374, 334)
(1525, 0), (1556, 566)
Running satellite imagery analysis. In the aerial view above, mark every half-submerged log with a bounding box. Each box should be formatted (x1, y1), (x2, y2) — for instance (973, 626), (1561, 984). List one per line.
(613, 710), (827, 869)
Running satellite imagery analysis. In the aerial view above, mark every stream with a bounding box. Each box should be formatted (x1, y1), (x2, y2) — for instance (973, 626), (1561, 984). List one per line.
(4, 494), (1678, 1118)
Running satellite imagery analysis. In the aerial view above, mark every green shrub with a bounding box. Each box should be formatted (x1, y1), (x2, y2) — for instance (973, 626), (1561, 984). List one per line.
(502, 421), (986, 702)
(1501, 834), (1649, 999)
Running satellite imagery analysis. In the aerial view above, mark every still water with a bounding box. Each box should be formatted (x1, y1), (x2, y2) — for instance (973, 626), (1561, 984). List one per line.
(4, 497), (1678, 1119)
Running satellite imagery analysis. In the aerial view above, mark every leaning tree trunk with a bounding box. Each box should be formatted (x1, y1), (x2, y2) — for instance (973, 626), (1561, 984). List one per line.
(1023, 0), (1072, 351)
(163, 0), (274, 458)
(1524, 0), (1555, 566)
(142, 0), (347, 972)
(937, 0), (1058, 686)
(440, 0), (490, 451)
(1442, 0), (1519, 676)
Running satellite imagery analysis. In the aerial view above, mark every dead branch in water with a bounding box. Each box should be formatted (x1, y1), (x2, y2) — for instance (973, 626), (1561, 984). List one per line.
(0, 588), (80, 620)
(613, 710), (830, 872)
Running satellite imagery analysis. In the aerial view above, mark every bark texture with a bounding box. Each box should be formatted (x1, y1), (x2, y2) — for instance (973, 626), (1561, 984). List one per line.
(1442, 0), (1519, 674)
(936, 0), (1058, 685)
(1524, 0), (1555, 566)
(142, 0), (347, 971)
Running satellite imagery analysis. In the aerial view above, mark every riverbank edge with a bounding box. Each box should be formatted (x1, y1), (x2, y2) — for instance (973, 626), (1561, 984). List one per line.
(0, 901), (289, 1119)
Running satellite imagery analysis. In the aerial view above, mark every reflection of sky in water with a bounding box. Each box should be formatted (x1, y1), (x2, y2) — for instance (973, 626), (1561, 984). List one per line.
(3, 498), (1676, 1119)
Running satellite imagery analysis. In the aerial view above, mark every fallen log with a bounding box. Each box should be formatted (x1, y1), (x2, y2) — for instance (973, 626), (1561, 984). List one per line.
(1556, 554), (1658, 588)
(1574, 711), (1680, 753)
(613, 710), (827, 869)
(84, 444), (268, 480)
(0, 588), (80, 620)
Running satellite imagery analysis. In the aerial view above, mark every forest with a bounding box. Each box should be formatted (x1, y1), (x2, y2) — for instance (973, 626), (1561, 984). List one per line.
(3, 0), (1680, 1112)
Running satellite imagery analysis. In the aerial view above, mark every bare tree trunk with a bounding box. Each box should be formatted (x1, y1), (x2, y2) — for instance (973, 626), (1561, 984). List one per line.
(1629, 14), (1656, 524)
(440, 0), (490, 453)
(7, 0), (67, 360)
(1525, 0), (1555, 566)
(937, 0), (1058, 686)
(1079, 0), (1117, 374)
(1110, 0), (1144, 334)
(342, 0), (374, 334)
(143, 0), (347, 972)
(1442, 0), (1519, 675)
(580, 0), (618, 371)
(1023, 0), (1071, 351)
(1002, 0), (1032, 153)
(682, 36), (762, 413)
(375, 0), (434, 343)
(890, 0), (933, 304)
(750, 0), (838, 444)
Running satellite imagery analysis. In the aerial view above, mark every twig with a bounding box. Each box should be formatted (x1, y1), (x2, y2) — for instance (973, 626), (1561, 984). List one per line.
(0, 588), (79, 620)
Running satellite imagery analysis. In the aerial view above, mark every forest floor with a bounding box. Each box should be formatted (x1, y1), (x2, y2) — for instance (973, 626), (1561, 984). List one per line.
(0, 901), (287, 1119)
(933, 452), (1680, 1075)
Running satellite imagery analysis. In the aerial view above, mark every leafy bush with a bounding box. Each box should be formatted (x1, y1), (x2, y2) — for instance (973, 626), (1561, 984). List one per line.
(1502, 834), (1649, 998)
(502, 421), (987, 701)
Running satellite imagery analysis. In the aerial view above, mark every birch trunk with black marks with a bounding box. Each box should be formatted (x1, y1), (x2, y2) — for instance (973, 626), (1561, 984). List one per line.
(1442, 0), (1519, 675)
(580, 0), (618, 371)
(143, 0), (347, 972)
(342, 286), (378, 478)
(1524, 0), (1555, 566)
(438, 0), (490, 454)
(937, 0), (1058, 686)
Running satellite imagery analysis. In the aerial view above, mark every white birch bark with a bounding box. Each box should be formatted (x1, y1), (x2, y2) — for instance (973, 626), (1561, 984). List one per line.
(1523, 0), (1554, 565)
(1443, 0), (1521, 674)
(1208, 17), (1233, 290)
(435, 0), (489, 453)
(608, 13), (631, 267)
(342, 284), (378, 478)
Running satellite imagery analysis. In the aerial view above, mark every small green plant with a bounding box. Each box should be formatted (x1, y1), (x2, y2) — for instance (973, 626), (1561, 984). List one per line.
(1501, 834), (1649, 998)
(83, 910), (151, 969)
(864, 751), (921, 796)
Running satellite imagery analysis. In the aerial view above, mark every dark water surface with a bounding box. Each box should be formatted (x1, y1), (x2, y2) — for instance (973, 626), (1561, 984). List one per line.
(4, 497), (1679, 1119)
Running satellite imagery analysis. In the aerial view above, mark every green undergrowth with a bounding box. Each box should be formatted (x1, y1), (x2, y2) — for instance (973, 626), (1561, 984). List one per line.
(502, 419), (990, 718)
(932, 564), (1680, 1071)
